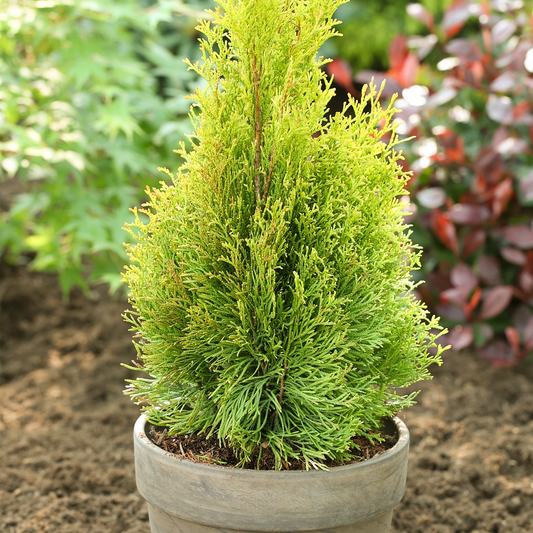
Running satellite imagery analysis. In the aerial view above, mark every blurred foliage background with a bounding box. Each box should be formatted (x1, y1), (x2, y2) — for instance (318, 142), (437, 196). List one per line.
(354, 0), (533, 364)
(2, 0), (533, 365)
(0, 0), (212, 293)
(0, 0), (451, 294)
(325, 0), (452, 71)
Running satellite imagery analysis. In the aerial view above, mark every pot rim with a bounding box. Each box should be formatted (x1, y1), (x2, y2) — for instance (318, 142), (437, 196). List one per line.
(134, 413), (409, 476)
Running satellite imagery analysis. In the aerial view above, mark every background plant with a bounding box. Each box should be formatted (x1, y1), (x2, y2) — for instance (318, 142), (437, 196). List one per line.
(357, 0), (533, 365)
(0, 0), (458, 295)
(0, 0), (211, 293)
(123, 0), (445, 470)
(325, 0), (452, 73)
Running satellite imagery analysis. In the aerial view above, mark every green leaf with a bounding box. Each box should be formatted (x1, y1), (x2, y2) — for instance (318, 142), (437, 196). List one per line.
(94, 100), (144, 141)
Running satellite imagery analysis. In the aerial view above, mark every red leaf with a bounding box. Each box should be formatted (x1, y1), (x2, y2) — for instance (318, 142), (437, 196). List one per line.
(427, 272), (453, 292)
(408, 34), (438, 60)
(478, 255), (502, 286)
(435, 129), (465, 163)
(434, 127), (458, 147)
(417, 187), (447, 209)
(465, 286), (483, 319)
(426, 88), (458, 108)
(399, 53), (420, 87)
(482, 24), (492, 56)
(463, 228), (486, 256)
(443, 1), (474, 39)
(490, 71), (517, 93)
(480, 285), (514, 319)
(513, 101), (530, 120)
(389, 35), (409, 73)
(495, 136), (529, 155)
(492, 126), (509, 148)
(406, 3), (435, 29)
(440, 287), (469, 306)
(510, 41), (531, 70)
(436, 302), (466, 321)
(491, 178), (514, 218)
(527, 251), (533, 274)
(448, 204), (490, 225)
(501, 247), (527, 265)
(431, 209), (459, 254)
(445, 38), (482, 60)
(475, 148), (504, 190)
(501, 225), (533, 249)
(478, 340), (515, 367)
(487, 94), (514, 125)
(448, 325), (474, 351)
(326, 58), (359, 97)
(505, 326), (521, 359)
(447, 138), (465, 163)
(519, 269), (533, 295)
(492, 19), (517, 46)
(464, 60), (484, 88)
(451, 263), (478, 293)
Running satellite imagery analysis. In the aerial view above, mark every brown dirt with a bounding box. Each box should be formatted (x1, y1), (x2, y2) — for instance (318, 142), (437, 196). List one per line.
(1, 260), (533, 533)
(149, 423), (396, 470)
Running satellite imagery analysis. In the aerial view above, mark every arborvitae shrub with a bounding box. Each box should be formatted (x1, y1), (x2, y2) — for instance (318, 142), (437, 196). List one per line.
(123, 0), (446, 470)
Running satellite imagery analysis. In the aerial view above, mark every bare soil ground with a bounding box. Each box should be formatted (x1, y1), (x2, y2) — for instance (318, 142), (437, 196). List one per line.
(1, 260), (532, 533)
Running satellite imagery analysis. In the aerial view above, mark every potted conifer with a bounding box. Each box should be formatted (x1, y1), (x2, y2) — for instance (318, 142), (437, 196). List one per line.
(122, 1), (447, 532)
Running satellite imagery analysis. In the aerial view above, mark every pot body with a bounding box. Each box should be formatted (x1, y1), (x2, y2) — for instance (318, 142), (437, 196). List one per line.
(133, 415), (409, 533)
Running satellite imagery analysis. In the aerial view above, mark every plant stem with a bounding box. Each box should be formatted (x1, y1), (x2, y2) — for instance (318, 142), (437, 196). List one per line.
(279, 360), (287, 406)
(252, 55), (263, 210)
(262, 145), (275, 203)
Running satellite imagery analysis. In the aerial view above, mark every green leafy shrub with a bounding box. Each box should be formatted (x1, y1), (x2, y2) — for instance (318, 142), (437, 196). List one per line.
(123, 0), (445, 470)
(0, 0), (212, 293)
(358, 1), (533, 365)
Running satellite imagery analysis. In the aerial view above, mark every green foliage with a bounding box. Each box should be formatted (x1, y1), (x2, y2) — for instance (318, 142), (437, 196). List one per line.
(123, 0), (445, 470)
(327, 0), (452, 72)
(0, 0), (212, 293)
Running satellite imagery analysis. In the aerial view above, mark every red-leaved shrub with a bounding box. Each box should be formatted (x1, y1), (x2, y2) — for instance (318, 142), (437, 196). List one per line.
(357, 0), (533, 366)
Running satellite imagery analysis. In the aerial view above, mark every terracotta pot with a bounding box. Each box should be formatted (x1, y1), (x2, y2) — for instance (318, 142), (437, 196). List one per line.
(133, 415), (409, 533)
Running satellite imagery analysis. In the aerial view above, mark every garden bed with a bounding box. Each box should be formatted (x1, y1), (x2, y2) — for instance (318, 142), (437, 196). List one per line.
(1, 260), (532, 532)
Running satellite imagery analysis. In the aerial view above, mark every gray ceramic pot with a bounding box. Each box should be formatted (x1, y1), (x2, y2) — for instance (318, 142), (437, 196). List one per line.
(133, 415), (409, 533)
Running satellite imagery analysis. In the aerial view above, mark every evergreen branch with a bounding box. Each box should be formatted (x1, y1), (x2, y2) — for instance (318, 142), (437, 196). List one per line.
(279, 359), (287, 406)
(250, 309), (265, 374)
(122, 0), (446, 470)
(252, 54), (263, 210)
(262, 145), (275, 203)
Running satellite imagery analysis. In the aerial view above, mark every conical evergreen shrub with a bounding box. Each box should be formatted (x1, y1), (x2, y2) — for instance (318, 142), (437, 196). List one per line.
(123, 0), (446, 470)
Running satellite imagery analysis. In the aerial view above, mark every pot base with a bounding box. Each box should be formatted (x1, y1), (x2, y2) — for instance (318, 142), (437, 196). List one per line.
(134, 415), (409, 533)
(148, 504), (393, 533)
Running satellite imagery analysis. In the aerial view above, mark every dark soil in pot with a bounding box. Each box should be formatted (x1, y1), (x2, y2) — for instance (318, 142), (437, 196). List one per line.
(146, 420), (397, 470)
(1, 259), (533, 532)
